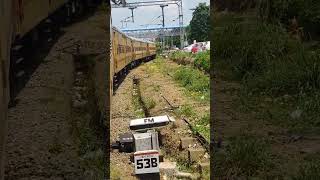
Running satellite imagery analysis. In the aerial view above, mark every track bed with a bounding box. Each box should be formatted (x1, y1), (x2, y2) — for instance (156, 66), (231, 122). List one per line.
(111, 58), (210, 179)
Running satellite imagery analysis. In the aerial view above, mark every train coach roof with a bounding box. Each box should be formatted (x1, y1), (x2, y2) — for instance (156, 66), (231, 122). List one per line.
(112, 26), (155, 44)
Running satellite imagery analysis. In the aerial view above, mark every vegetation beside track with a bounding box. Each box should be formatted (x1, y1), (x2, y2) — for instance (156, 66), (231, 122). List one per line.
(214, 13), (320, 135)
(72, 55), (105, 179)
(169, 50), (210, 74)
(151, 57), (210, 141)
(214, 11), (320, 179)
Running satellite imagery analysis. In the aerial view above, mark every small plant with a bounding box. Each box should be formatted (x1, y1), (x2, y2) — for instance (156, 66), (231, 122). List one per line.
(176, 105), (196, 118)
(153, 85), (161, 92)
(132, 93), (145, 118)
(144, 97), (156, 110)
(224, 133), (273, 177)
(193, 114), (210, 141)
(176, 152), (194, 172)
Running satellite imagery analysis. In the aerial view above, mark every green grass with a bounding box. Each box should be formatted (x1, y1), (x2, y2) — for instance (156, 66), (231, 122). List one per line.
(176, 152), (195, 173)
(173, 66), (210, 100)
(214, 12), (320, 178)
(214, 12), (320, 134)
(169, 50), (210, 73)
(132, 93), (145, 118)
(215, 133), (274, 178)
(175, 105), (197, 118)
(144, 97), (156, 110)
(214, 13), (320, 95)
(193, 114), (210, 141)
(110, 164), (122, 180)
(152, 58), (210, 102)
(175, 105), (210, 141)
(151, 58), (210, 139)
(194, 50), (210, 73)
(169, 51), (194, 62)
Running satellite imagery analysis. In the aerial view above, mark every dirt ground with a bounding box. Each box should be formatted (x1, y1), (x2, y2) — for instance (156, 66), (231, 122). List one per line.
(110, 59), (210, 179)
(110, 71), (137, 180)
(4, 11), (107, 180)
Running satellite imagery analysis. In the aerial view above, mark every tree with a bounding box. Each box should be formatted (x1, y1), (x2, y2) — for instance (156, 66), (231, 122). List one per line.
(189, 3), (210, 43)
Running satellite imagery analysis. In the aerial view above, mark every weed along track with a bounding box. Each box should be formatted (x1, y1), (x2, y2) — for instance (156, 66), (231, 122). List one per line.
(160, 93), (210, 152)
(111, 57), (210, 179)
(132, 76), (150, 117)
(136, 63), (210, 179)
(182, 118), (209, 153)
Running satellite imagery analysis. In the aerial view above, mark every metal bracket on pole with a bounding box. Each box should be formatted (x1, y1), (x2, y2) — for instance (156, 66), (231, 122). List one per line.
(111, 0), (185, 46)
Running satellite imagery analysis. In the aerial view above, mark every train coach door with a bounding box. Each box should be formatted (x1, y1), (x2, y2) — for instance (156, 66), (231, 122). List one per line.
(131, 40), (134, 62)
(126, 38), (130, 65)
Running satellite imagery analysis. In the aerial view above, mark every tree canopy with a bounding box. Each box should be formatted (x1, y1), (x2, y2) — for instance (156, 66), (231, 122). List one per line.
(188, 3), (210, 43)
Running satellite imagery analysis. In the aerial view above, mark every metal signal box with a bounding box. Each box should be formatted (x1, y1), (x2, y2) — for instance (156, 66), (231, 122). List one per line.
(133, 130), (159, 152)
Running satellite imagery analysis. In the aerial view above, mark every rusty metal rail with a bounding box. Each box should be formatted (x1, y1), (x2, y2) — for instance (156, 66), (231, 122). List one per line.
(182, 118), (210, 152)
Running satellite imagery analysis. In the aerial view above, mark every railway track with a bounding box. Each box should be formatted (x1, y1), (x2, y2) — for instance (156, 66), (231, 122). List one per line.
(110, 56), (211, 178)
(131, 75), (209, 177)
(182, 118), (210, 152)
(160, 91), (210, 152)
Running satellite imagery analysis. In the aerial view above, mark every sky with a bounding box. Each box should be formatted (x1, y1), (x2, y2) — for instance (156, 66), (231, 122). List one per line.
(111, 0), (210, 30)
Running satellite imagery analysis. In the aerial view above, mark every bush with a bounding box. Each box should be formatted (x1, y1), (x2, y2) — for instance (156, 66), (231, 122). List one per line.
(169, 51), (193, 64)
(169, 50), (210, 73)
(173, 66), (209, 93)
(214, 22), (296, 77)
(214, 18), (320, 95)
(246, 49), (320, 94)
(194, 51), (210, 73)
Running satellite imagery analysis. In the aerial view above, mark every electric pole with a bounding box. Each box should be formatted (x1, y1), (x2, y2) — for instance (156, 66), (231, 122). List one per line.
(160, 4), (168, 50)
(128, 6), (136, 23)
(178, 0), (184, 49)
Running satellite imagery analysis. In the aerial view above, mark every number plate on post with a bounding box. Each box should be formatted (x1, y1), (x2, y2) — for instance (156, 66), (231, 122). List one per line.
(134, 150), (160, 174)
